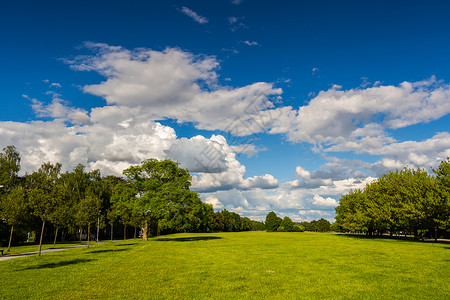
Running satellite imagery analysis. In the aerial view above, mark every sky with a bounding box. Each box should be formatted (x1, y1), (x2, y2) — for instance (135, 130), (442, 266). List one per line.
(1, 0), (450, 222)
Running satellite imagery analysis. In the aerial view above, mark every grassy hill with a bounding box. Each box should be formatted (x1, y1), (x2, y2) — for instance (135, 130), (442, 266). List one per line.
(1, 232), (449, 299)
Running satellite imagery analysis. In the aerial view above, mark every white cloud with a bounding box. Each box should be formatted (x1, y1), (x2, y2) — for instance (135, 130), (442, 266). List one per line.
(67, 43), (282, 135)
(228, 16), (247, 32)
(204, 196), (224, 209)
(231, 0), (242, 5)
(295, 166), (310, 179)
(277, 77), (450, 150)
(180, 7), (208, 24)
(244, 41), (259, 46)
(311, 195), (338, 207)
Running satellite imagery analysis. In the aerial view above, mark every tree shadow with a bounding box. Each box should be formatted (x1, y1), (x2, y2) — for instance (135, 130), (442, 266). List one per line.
(341, 234), (450, 245)
(87, 248), (130, 254)
(154, 236), (223, 242)
(114, 243), (138, 247)
(20, 258), (96, 270)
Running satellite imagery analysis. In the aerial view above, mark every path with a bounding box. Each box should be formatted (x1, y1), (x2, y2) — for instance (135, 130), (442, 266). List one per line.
(0, 240), (120, 261)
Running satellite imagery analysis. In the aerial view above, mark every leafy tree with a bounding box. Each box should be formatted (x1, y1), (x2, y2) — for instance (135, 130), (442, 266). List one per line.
(0, 145), (22, 251)
(0, 187), (28, 251)
(431, 158), (450, 240)
(281, 216), (294, 232)
(0, 145), (21, 192)
(27, 162), (63, 256)
(120, 159), (199, 241)
(293, 224), (305, 232)
(265, 211), (281, 232)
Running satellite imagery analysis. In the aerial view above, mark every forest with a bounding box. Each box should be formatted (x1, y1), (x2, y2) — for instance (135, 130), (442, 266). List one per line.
(334, 159), (450, 240)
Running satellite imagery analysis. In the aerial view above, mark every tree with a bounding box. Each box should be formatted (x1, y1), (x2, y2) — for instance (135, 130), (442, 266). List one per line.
(0, 187), (28, 251)
(27, 162), (63, 256)
(120, 159), (199, 241)
(265, 211), (281, 232)
(280, 216), (294, 232)
(431, 158), (450, 240)
(0, 145), (21, 192)
(0, 145), (22, 251)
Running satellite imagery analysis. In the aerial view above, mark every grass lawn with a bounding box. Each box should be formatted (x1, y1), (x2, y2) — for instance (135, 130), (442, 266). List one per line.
(0, 232), (449, 299)
(1, 240), (96, 256)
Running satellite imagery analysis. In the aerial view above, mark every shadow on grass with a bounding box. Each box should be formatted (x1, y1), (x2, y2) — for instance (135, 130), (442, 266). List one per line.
(154, 236), (223, 242)
(87, 248), (130, 254)
(114, 243), (138, 246)
(20, 258), (96, 270)
(341, 234), (450, 245)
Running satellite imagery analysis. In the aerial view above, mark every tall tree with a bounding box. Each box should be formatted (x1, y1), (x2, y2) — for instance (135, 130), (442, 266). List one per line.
(265, 211), (281, 232)
(27, 162), (63, 256)
(0, 145), (22, 251)
(431, 158), (450, 240)
(120, 159), (198, 241)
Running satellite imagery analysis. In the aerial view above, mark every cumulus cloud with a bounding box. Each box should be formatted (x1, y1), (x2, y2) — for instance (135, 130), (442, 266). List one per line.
(276, 77), (450, 151)
(179, 7), (208, 24)
(66, 43), (282, 135)
(187, 135), (279, 192)
(311, 195), (338, 207)
(204, 196), (224, 209)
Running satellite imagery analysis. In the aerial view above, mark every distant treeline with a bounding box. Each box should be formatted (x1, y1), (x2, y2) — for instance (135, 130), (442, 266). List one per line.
(0, 146), (263, 250)
(264, 211), (332, 232)
(334, 159), (450, 240)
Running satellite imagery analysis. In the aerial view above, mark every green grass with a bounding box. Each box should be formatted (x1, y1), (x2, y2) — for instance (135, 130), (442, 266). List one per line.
(0, 232), (449, 299)
(1, 240), (97, 256)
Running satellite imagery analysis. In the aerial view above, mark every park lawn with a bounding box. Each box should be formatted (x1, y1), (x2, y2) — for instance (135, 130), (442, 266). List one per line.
(0, 232), (449, 299)
(0, 240), (96, 256)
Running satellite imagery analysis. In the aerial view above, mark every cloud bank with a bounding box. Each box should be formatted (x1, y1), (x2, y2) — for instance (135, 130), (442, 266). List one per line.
(1, 43), (450, 222)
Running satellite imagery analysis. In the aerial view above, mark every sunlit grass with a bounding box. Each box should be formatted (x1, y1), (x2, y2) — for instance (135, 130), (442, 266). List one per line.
(1, 232), (449, 299)
(1, 240), (99, 255)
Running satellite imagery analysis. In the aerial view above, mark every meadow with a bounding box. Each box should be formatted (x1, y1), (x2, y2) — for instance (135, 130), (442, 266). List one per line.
(0, 232), (449, 299)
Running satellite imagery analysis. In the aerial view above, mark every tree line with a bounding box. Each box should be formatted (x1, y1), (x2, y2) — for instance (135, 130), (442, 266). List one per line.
(335, 159), (450, 240)
(264, 211), (332, 232)
(0, 146), (262, 253)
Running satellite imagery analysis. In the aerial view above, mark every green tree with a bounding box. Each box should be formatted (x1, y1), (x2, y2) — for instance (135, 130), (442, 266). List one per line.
(280, 216), (294, 232)
(0, 187), (28, 251)
(265, 211), (281, 232)
(120, 159), (198, 241)
(431, 158), (450, 240)
(27, 162), (63, 256)
(0, 145), (22, 251)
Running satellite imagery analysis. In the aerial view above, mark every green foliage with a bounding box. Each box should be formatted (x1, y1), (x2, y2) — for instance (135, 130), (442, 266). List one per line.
(0, 145), (21, 193)
(265, 211), (281, 232)
(280, 216), (294, 232)
(293, 224), (305, 232)
(336, 164), (450, 239)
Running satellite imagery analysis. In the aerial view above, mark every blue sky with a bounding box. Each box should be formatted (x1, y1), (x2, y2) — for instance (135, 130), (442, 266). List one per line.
(1, 0), (450, 222)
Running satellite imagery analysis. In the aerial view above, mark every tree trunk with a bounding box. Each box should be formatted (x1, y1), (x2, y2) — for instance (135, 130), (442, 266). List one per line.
(53, 227), (59, 246)
(134, 227), (137, 239)
(38, 220), (45, 256)
(142, 220), (148, 241)
(79, 228), (82, 242)
(435, 227), (438, 242)
(7, 225), (13, 252)
(96, 216), (100, 242)
(110, 223), (113, 241)
(87, 223), (90, 249)
(123, 224), (127, 240)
